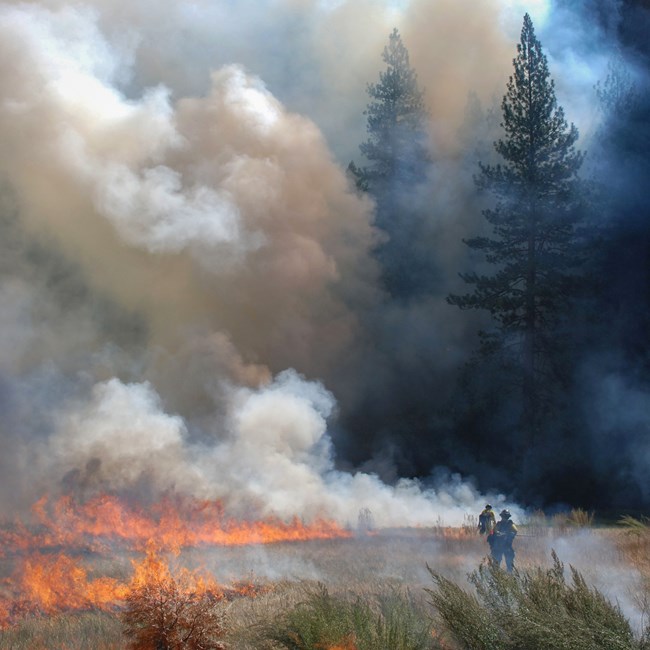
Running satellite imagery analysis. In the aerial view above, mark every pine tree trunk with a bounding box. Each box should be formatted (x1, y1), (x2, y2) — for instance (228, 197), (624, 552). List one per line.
(524, 200), (537, 446)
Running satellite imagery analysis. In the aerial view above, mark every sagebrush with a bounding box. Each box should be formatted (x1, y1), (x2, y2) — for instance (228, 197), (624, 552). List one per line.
(426, 551), (649, 650)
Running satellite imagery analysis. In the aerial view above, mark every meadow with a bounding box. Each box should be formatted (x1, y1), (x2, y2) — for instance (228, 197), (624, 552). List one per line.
(1, 512), (649, 649)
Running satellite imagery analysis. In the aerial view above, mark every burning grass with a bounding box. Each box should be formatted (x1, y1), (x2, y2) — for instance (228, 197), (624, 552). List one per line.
(121, 547), (229, 650)
(1, 494), (351, 555)
(1, 502), (650, 649)
(0, 493), (306, 635)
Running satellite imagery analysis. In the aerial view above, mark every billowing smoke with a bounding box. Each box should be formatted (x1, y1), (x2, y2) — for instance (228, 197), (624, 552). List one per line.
(41, 371), (503, 526)
(0, 0), (517, 525)
(0, 1), (378, 372)
(0, 0), (647, 523)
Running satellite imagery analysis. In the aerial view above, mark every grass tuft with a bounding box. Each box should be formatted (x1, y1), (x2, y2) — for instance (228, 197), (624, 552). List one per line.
(426, 551), (642, 650)
(0, 611), (124, 650)
(619, 516), (650, 535)
(552, 508), (595, 530)
(264, 582), (435, 650)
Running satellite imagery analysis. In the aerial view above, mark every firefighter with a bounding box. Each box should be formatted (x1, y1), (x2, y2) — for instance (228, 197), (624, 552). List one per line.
(489, 509), (517, 572)
(478, 504), (496, 535)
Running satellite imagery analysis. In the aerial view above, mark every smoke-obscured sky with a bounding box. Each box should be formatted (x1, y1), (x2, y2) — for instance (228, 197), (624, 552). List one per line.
(0, 0), (639, 524)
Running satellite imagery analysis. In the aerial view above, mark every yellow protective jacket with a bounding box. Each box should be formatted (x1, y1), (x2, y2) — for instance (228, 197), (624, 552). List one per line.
(478, 508), (496, 534)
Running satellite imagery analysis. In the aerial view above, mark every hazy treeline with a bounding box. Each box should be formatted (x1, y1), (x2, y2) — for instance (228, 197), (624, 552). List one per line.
(341, 0), (650, 511)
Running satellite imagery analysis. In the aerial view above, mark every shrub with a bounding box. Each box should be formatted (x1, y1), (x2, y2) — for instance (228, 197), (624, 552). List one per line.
(266, 583), (435, 650)
(553, 508), (595, 530)
(426, 552), (643, 650)
(120, 549), (226, 650)
(122, 578), (226, 650)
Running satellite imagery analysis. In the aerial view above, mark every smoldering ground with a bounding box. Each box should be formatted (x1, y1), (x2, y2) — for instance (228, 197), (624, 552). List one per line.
(0, 0), (648, 522)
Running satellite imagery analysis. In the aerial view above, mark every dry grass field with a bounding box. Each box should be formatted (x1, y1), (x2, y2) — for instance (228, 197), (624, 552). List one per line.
(1, 514), (650, 649)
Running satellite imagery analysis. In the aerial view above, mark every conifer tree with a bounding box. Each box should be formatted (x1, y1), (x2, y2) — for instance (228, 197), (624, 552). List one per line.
(591, 56), (650, 361)
(352, 28), (431, 298)
(448, 14), (584, 441)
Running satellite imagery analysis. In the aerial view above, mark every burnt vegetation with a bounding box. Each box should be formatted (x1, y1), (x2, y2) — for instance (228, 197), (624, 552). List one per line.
(121, 577), (227, 650)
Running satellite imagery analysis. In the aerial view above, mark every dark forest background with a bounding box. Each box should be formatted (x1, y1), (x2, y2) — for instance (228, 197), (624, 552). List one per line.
(336, 0), (650, 513)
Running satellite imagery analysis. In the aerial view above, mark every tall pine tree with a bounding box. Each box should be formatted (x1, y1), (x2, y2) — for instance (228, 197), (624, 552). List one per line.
(351, 28), (432, 299)
(448, 14), (584, 443)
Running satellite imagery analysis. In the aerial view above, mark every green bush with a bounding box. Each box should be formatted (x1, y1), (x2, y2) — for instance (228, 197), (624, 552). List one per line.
(426, 552), (647, 650)
(266, 583), (435, 650)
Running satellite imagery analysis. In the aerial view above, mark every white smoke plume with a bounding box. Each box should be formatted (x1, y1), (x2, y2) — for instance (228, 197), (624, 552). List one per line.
(43, 371), (511, 526)
(0, 0), (576, 525)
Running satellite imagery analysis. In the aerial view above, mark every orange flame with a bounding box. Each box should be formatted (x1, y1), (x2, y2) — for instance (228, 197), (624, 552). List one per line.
(17, 552), (124, 612)
(5, 494), (350, 554)
(0, 492), (346, 627)
(0, 543), (269, 628)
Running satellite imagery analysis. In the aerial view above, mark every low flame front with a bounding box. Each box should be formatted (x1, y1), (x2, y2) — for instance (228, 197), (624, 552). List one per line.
(0, 493), (351, 627)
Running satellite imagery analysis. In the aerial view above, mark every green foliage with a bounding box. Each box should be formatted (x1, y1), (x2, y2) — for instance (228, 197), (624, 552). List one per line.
(358, 28), (429, 190)
(427, 553), (640, 650)
(266, 583), (435, 650)
(449, 12), (584, 327)
(595, 56), (640, 115)
(352, 27), (433, 298)
(425, 572), (504, 650)
(448, 13), (586, 437)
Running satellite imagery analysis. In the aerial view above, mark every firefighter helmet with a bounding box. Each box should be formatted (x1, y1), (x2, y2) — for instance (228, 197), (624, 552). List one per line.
(500, 509), (511, 519)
